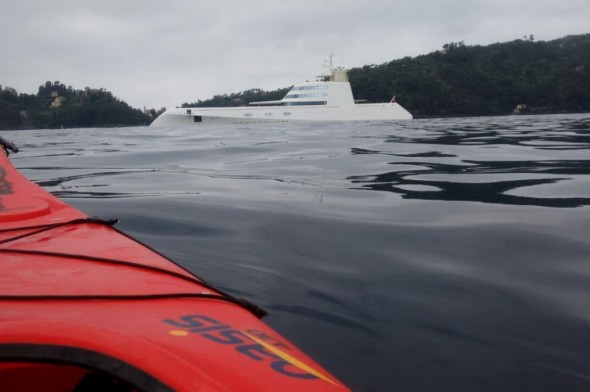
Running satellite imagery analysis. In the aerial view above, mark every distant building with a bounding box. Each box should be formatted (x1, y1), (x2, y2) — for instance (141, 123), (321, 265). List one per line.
(513, 104), (527, 115)
(51, 96), (67, 108)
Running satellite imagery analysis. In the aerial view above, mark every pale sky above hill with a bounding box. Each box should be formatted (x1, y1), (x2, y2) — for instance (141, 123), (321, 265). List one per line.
(1, 0), (588, 109)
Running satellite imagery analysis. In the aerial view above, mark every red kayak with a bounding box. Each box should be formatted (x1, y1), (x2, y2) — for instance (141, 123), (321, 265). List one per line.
(0, 139), (348, 391)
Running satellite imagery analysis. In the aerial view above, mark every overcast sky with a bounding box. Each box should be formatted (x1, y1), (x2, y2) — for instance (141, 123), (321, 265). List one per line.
(1, 0), (588, 109)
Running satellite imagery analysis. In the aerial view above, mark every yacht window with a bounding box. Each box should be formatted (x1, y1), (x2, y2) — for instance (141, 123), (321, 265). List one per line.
(291, 85), (328, 91)
(286, 93), (328, 99)
(285, 101), (326, 106)
(193, 115), (202, 122)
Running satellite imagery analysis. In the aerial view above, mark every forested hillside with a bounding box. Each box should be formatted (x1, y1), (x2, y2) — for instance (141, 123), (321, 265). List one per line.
(183, 87), (291, 108)
(187, 34), (590, 117)
(350, 34), (590, 117)
(0, 82), (151, 129)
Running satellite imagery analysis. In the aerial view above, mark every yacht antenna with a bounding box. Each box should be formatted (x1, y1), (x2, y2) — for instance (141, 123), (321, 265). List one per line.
(323, 53), (335, 74)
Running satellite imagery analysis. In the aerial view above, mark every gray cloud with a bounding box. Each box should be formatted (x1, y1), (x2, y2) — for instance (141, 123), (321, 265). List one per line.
(1, 0), (588, 109)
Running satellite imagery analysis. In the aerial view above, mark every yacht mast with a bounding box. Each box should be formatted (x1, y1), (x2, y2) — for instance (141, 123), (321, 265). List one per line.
(324, 52), (335, 75)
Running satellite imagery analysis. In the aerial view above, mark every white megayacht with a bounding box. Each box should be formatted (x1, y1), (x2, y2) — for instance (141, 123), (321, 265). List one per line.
(151, 55), (412, 126)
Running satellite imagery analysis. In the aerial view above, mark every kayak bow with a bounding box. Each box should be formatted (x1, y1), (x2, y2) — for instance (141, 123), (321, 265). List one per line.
(0, 143), (348, 391)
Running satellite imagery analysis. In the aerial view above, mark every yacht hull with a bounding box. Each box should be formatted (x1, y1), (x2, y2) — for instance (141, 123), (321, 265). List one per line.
(151, 103), (413, 126)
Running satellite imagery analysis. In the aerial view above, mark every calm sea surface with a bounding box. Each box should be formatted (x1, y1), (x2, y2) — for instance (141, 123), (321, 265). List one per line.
(4, 113), (590, 391)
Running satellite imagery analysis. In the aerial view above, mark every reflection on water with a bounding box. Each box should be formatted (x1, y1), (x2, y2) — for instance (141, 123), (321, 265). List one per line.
(349, 116), (590, 208)
(33, 169), (169, 198)
(349, 159), (590, 207)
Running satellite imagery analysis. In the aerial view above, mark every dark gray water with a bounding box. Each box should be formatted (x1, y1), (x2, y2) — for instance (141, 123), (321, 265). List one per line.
(4, 114), (590, 391)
